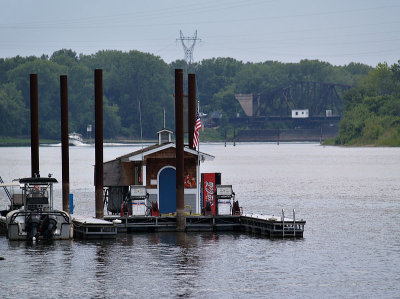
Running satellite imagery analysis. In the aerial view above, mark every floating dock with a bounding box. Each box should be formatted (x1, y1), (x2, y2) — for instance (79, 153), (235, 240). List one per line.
(240, 214), (305, 238)
(103, 215), (242, 233)
(72, 214), (305, 239)
(72, 216), (117, 239)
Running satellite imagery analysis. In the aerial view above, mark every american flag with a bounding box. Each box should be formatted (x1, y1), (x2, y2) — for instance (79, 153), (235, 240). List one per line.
(193, 112), (202, 148)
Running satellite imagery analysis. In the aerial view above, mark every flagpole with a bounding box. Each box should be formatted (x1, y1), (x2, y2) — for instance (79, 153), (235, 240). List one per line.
(196, 100), (201, 214)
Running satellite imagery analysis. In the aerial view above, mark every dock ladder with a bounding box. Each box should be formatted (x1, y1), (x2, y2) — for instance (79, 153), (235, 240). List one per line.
(282, 209), (298, 237)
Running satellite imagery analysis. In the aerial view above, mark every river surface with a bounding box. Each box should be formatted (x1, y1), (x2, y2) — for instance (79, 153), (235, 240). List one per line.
(0, 143), (399, 298)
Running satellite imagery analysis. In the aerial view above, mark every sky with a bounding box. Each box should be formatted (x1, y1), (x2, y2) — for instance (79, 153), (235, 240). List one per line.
(1, 0), (400, 67)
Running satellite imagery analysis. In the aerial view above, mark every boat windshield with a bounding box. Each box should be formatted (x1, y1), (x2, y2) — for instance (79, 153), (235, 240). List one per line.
(26, 185), (48, 199)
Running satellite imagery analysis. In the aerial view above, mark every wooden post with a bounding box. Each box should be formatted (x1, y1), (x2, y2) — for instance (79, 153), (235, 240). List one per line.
(60, 75), (70, 213)
(30, 74), (39, 177)
(224, 129), (227, 147)
(320, 126), (323, 144)
(175, 69), (185, 231)
(95, 69), (104, 219)
(293, 209), (296, 237)
(277, 127), (280, 145)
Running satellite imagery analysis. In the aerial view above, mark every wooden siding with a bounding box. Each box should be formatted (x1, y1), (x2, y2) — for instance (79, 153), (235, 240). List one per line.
(146, 147), (198, 189)
(104, 160), (137, 186)
(103, 147), (198, 188)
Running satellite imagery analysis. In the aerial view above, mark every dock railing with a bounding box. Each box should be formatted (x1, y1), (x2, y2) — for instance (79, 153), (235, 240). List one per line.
(280, 208), (301, 237)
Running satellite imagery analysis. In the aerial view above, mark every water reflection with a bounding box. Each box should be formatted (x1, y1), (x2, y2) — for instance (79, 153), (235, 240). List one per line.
(169, 232), (200, 298)
(94, 243), (110, 297)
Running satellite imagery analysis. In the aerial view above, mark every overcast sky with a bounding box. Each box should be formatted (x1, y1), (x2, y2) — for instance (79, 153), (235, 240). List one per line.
(1, 0), (399, 66)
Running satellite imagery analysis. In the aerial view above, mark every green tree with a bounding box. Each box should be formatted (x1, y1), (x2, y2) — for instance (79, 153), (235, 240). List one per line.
(336, 62), (400, 145)
(0, 49), (380, 142)
(0, 83), (28, 136)
(196, 58), (243, 112)
(6, 59), (66, 139)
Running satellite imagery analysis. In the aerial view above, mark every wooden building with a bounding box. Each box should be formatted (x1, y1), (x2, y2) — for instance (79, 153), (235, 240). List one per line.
(103, 129), (214, 215)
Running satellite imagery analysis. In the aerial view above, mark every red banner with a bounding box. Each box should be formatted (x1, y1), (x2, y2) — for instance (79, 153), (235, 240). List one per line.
(202, 173), (216, 215)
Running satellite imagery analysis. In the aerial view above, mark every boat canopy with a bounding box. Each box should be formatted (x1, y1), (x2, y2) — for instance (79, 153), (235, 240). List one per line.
(19, 177), (58, 184)
(0, 182), (20, 188)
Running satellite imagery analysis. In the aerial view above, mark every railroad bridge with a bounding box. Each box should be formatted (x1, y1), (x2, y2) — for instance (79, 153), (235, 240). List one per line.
(235, 81), (352, 121)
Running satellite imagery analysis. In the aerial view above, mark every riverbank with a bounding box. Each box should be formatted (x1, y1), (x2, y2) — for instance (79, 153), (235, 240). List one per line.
(0, 137), (158, 147)
(2, 129), (399, 146)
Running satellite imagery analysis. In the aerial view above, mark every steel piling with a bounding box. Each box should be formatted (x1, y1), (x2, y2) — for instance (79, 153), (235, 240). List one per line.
(175, 69), (185, 231)
(95, 69), (104, 219)
(30, 74), (39, 178)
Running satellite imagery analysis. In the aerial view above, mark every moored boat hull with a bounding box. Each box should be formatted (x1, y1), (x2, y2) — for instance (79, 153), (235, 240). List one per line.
(6, 209), (73, 241)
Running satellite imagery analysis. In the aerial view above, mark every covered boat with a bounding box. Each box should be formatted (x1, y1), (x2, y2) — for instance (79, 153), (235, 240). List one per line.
(68, 132), (84, 146)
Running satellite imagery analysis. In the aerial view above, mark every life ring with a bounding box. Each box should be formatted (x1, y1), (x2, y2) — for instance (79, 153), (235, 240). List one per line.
(184, 175), (196, 188)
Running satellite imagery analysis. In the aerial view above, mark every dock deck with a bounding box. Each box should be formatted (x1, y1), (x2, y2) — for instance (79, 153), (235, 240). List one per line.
(72, 216), (117, 239)
(241, 214), (305, 237)
(68, 213), (305, 238)
(103, 214), (243, 233)
(1, 213), (304, 239)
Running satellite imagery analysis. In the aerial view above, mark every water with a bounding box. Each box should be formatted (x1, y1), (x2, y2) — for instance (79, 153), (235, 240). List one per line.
(0, 143), (399, 298)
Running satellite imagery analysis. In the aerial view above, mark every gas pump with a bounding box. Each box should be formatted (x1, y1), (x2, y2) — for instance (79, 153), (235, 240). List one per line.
(129, 185), (148, 216)
(215, 185), (235, 215)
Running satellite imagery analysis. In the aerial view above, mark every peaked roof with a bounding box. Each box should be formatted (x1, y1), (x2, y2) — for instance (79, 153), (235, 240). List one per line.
(105, 142), (214, 164)
(157, 128), (173, 134)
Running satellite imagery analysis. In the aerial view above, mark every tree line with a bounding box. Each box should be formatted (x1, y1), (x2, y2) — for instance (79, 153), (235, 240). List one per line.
(1, 48), (391, 144)
(0, 49), (172, 139)
(335, 61), (400, 146)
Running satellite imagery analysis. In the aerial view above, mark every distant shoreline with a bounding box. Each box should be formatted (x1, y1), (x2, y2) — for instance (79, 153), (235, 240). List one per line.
(1, 135), (398, 147)
(0, 139), (158, 147)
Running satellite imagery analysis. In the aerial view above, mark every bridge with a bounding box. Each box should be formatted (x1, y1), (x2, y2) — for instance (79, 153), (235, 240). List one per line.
(235, 81), (352, 119)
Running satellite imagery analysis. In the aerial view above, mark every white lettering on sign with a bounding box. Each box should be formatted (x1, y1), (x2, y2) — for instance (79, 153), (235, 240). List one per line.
(205, 181), (214, 205)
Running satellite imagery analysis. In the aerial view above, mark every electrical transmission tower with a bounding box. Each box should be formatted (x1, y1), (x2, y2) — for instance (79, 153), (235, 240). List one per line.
(177, 30), (201, 65)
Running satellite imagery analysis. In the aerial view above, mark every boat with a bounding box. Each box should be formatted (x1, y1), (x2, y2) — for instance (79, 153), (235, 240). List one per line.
(68, 132), (84, 146)
(2, 177), (73, 241)
(0, 179), (22, 235)
(0, 178), (21, 214)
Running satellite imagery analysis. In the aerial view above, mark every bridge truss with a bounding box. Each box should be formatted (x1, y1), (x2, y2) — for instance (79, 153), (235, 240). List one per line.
(236, 81), (352, 118)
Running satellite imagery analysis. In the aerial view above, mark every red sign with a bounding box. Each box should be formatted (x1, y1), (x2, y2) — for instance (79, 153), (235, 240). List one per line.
(202, 173), (216, 215)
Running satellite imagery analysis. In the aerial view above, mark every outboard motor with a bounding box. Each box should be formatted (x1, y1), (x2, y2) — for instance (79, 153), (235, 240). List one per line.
(41, 215), (57, 239)
(26, 214), (41, 241)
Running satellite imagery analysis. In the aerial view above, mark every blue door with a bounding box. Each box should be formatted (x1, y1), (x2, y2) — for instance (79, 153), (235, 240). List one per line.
(159, 167), (176, 214)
